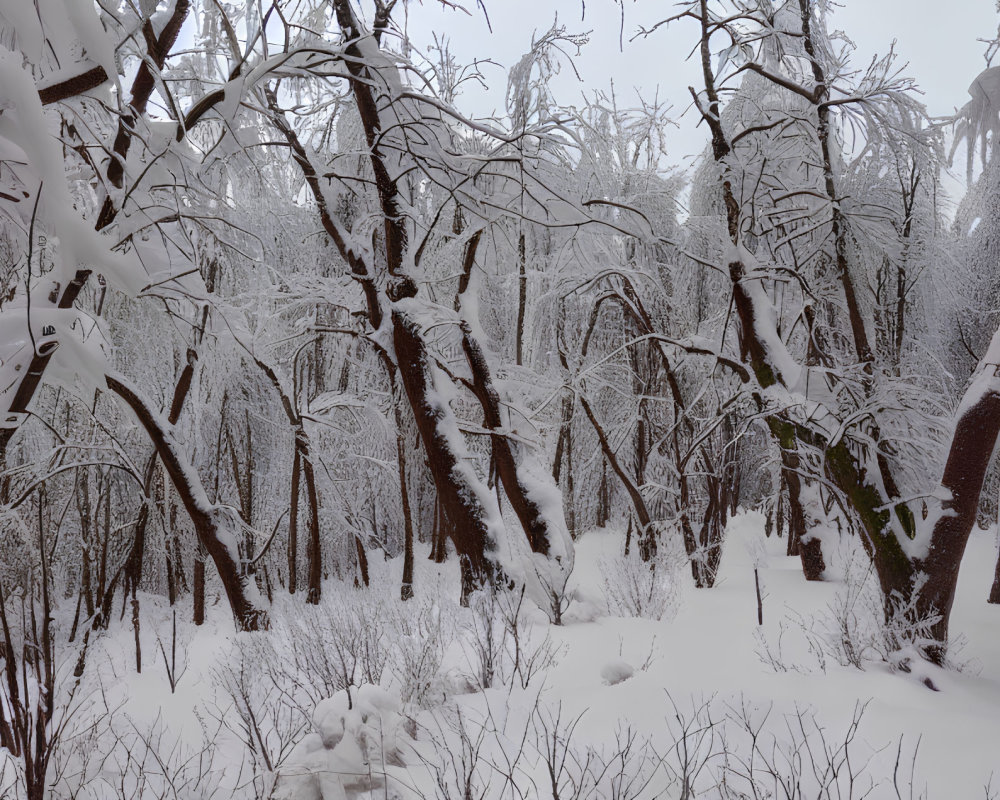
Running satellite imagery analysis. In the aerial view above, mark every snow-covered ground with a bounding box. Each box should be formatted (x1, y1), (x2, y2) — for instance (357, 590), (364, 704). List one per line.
(35, 512), (1000, 798)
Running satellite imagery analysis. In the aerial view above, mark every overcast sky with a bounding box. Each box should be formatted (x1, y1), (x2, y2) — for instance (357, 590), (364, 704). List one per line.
(401, 0), (998, 180)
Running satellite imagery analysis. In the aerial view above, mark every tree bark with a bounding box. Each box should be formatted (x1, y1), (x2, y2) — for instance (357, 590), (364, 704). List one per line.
(780, 449), (825, 580)
(354, 536), (370, 588)
(578, 390), (655, 561)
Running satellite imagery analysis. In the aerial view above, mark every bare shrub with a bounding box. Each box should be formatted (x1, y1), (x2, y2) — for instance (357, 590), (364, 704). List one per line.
(389, 592), (454, 708)
(496, 587), (563, 691)
(531, 702), (607, 800)
(459, 586), (563, 693)
(756, 553), (960, 679)
(209, 637), (307, 796)
(416, 704), (497, 800)
(49, 701), (226, 800)
(263, 587), (392, 713)
(461, 588), (512, 691)
(722, 698), (927, 800)
(600, 537), (685, 621)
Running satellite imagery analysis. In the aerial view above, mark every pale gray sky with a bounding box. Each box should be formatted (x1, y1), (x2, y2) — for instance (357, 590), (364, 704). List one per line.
(402, 0), (998, 177)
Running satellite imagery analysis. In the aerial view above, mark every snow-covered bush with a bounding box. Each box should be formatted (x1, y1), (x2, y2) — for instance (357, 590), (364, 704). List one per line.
(272, 685), (416, 800)
(600, 533), (686, 621)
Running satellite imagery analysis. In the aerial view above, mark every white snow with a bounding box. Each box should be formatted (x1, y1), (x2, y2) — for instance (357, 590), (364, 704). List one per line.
(67, 516), (1000, 800)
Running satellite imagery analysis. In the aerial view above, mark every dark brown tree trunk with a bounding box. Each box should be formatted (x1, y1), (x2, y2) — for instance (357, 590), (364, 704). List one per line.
(131, 596), (141, 673)
(430, 496), (448, 563)
(81, 547), (94, 619)
(193, 555), (205, 626)
(579, 393), (652, 533)
(914, 388), (1000, 662)
(776, 484), (786, 538)
(397, 402), (415, 601)
(597, 461), (611, 528)
(354, 537), (370, 588)
(989, 550), (1000, 604)
(516, 231), (527, 366)
(779, 433), (824, 583)
(461, 325), (559, 558)
(165, 542), (176, 607)
(301, 437), (322, 605)
(288, 448), (300, 595)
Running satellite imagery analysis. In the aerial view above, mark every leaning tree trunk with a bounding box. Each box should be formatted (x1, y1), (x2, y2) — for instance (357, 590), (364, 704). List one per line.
(268, 77), (501, 604)
(910, 362), (1000, 661)
(105, 374), (268, 631)
(393, 310), (497, 602)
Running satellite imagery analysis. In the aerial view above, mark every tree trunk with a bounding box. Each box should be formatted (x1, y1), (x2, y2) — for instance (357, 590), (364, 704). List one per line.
(119, 348), (198, 615)
(193, 555), (205, 627)
(396, 400), (415, 601)
(354, 537), (370, 588)
(988, 548), (1000, 604)
(430, 496), (449, 563)
(552, 394), (577, 539)
(461, 324), (562, 558)
(579, 393), (652, 534)
(914, 379), (1000, 662)
(288, 448), (300, 595)
(596, 461), (610, 528)
(106, 373), (268, 631)
(393, 309), (497, 600)
(780, 451), (825, 580)
(516, 231), (527, 366)
(301, 435), (322, 605)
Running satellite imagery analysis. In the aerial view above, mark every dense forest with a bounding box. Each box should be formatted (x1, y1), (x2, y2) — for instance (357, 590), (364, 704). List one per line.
(2, 0), (1000, 797)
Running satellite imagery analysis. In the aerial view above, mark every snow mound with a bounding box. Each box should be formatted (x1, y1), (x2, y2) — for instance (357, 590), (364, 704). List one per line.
(600, 659), (635, 685)
(273, 685), (415, 800)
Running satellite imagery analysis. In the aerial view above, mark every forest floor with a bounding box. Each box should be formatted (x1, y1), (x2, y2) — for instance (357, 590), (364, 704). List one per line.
(44, 512), (1000, 799)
